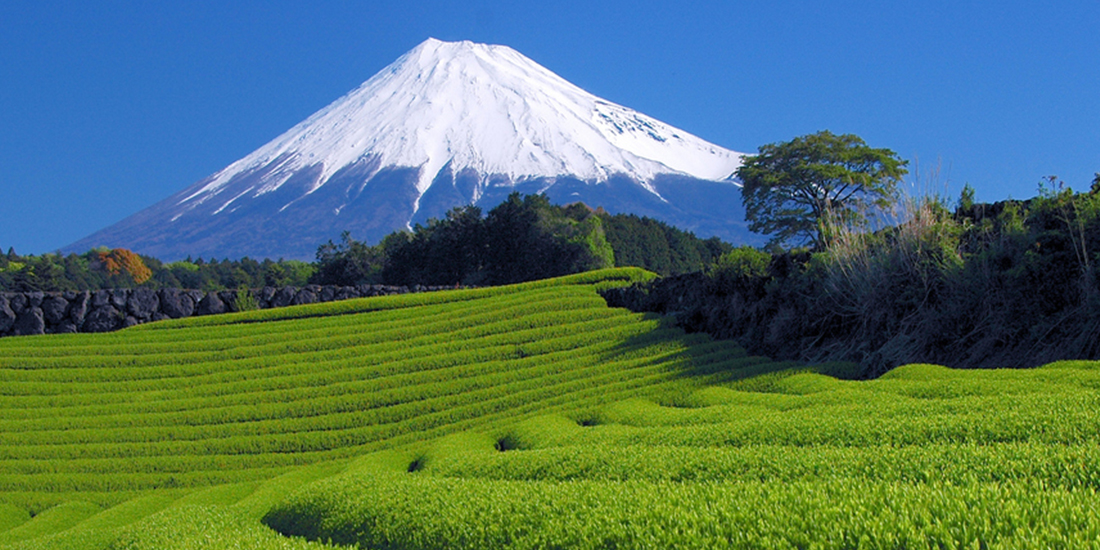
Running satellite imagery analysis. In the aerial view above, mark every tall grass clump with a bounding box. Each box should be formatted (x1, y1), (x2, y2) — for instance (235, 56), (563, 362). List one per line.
(809, 192), (966, 373)
(812, 182), (1100, 373)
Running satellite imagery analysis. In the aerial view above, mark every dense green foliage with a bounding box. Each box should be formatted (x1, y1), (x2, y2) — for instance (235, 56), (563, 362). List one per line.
(615, 179), (1100, 374)
(737, 130), (908, 248)
(311, 193), (729, 286)
(376, 195), (614, 286)
(0, 247), (313, 293)
(267, 361), (1100, 549)
(600, 213), (731, 276)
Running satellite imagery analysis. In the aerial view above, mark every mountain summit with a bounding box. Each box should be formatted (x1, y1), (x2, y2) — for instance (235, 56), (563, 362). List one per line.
(67, 39), (754, 260)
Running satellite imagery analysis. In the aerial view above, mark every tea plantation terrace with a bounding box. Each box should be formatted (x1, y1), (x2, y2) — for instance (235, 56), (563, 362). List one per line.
(0, 268), (1097, 548)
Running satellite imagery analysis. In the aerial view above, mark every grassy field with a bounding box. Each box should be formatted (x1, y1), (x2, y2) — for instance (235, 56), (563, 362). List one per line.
(1, 267), (1098, 548)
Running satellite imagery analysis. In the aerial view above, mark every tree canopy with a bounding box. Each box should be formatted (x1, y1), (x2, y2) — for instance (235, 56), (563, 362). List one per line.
(736, 130), (908, 248)
(308, 194), (733, 287)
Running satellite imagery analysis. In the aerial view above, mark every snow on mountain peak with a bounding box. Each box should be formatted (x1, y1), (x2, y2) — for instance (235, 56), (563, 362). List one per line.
(185, 38), (744, 212)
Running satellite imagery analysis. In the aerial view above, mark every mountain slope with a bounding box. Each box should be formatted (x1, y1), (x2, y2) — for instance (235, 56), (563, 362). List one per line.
(66, 39), (753, 260)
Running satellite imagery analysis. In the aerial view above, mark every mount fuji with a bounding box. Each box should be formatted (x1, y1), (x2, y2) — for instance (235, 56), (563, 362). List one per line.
(66, 38), (755, 260)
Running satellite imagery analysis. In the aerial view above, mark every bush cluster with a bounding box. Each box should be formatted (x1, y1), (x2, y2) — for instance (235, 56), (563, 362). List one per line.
(612, 181), (1100, 375)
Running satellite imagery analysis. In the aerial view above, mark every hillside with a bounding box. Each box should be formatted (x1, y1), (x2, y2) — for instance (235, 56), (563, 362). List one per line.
(0, 268), (1098, 548)
(0, 268), (767, 548)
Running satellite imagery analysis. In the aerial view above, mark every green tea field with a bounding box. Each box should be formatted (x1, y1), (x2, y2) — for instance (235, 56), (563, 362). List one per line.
(1, 268), (1099, 549)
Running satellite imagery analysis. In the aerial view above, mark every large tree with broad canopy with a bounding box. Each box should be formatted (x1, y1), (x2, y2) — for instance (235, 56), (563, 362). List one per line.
(736, 131), (908, 248)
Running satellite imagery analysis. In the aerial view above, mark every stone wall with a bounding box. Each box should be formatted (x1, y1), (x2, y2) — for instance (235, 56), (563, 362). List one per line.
(0, 284), (461, 338)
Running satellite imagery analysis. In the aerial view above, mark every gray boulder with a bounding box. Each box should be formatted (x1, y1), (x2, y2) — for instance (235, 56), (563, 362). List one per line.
(159, 289), (195, 319)
(0, 296), (16, 334)
(0, 294), (15, 332)
(41, 295), (70, 325)
(68, 292), (90, 325)
(92, 290), (111, 308)
(13, 308), (45, 336)
(185, 290), (205, 309)
(54, 320), (79, 334)
(271, 287), (297, 308)
(291, 288), (318, 305)
(128, 288), (159, 319)
(83, 306), (122, 333)
(27, 291), (44, 308)
(9, 294), (27, 315)
(335, 286), (360, 300)
(196, 292), (226, 316)
(109, 289), (130, 309)
(260, 286), (277, 306)
(218, 290), (238, 312)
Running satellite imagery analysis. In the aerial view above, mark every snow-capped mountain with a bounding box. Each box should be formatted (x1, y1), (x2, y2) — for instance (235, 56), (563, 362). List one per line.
(66, 38), (755, 260)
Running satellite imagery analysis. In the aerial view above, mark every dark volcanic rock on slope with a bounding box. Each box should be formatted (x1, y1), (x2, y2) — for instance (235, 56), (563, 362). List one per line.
(0, 283), (465, 338)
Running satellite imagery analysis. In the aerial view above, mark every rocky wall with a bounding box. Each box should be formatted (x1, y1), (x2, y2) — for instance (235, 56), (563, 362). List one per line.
(0, 284), (461, 338)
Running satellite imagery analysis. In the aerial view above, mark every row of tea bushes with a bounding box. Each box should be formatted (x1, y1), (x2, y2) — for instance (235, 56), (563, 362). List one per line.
(266, 360), (1100, 549)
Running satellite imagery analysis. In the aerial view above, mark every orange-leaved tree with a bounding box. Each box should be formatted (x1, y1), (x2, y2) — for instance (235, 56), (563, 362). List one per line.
(96, 248), (152, 284)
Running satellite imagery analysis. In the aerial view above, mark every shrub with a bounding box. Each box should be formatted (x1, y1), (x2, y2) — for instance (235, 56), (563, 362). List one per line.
(711, 247), (770, 280)
(709, 246), (771, 296)
(234, 286), (258, 313)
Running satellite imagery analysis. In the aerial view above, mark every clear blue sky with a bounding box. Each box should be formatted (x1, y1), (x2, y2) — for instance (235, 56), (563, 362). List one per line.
(1, 0), (1097, 255)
